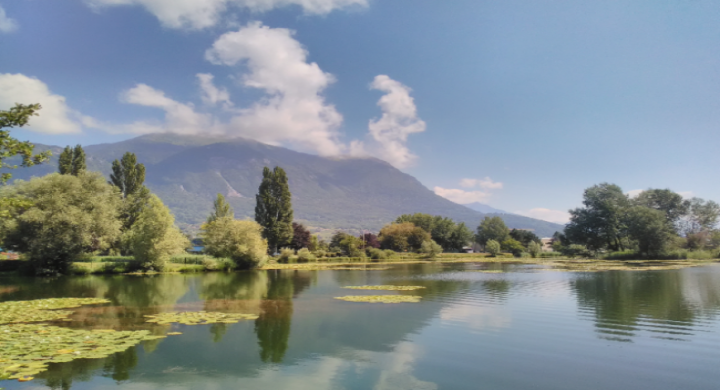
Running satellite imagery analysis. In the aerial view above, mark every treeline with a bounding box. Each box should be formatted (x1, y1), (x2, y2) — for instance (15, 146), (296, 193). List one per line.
(552, 183), (720, 258)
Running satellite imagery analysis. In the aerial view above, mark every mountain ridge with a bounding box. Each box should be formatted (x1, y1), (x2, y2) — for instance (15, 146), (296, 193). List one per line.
(5, 134), (564, 237)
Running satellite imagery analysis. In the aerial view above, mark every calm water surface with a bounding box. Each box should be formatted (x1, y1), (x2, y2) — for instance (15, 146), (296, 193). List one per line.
(2, 263), (720, 389)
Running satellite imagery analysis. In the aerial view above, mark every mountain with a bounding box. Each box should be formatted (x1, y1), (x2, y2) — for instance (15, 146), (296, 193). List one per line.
(463, 202), (508, 214)
(5, 134), (564, 237)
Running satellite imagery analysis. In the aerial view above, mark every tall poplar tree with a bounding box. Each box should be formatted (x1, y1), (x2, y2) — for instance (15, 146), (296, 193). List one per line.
(207, 193), (234, 224)
(58, 144), (86, 176)
(109, 152), (146, 198)
(255, 166), (294, 254)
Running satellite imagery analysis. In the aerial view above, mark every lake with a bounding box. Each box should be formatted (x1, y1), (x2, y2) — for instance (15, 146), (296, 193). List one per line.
(2, 262), (720, 389)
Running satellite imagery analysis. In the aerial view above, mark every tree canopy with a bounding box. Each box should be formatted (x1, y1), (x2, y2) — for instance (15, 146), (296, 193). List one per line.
(395, 213), (473, 252)
(58, 145), (86, 176)
(475, 216), (510, 246)
(109, 152), (146, 198)
(255, 166), (293, 254)
(207, 193), (234, 224)
(0, 103), (51, 185)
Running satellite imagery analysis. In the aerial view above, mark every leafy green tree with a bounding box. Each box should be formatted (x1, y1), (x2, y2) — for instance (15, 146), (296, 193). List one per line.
(207, 193), (234, 224)
(501, 238), (525, 256)
(202, 217), (268, 268)
(564, 183), (630, 251)
(509, 229), (541, 247)
(476, 216), (510, 246)
(420, 240), (443, 258)
(395, 213), (472, 252)
(681, 198), (720, 235)
(396, 213), (435, 233)
(330, 231), (364, 256)
(58, 144), (87, 176)
(255, 166), (294, 254)
(378, 222), (431, 252)
(624, 206), (673, 257)
(527, 241), (542, 258)
(0, 173), (122, 274)
(447, 223), (474, 252)
(109, 152), (146, 198)
(1, 103), (51, 184)
(634, 189), (688, 229)
(485, 239), (501, 256)
(127, 194), (189, 271)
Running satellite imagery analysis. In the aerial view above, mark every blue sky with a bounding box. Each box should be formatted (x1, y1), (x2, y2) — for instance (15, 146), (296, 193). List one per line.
(1, 0), (719, 224)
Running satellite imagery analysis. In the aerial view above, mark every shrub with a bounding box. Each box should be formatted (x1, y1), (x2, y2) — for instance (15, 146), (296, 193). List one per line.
(563, 244), (594, 258)
(383, 249), (397, 258)
(202, 258), (219, 270)
(278, 248), (296, 263)
(527, 241), (542, 258)
(202, 218), (268, 269)
(378, 222), (431, 252)
(420, 240), (443, 258)
(128, 195), (189, 271)
(485, 240), (501, 257)
(314, 249), (327, 258)
(297, 248), (316, 262)
(501, 238), (525, 257)
(368, 248), (387, 260)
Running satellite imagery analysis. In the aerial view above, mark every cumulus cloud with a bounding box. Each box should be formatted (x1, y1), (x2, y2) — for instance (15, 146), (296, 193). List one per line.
(85, 0), (367, 30)
(433, 187), (492, 204)
(0, 5), (17, 33)
(515, 208), (570, 224)
(197, 73), (232, 107)
(460, 177), (503, 190)
(350, 75), (426, 168)
(206, 22), (344, 155)
(0, 73), (83, 134)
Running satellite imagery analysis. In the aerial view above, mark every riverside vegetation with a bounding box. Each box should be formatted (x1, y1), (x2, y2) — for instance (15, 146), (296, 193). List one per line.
(1, 103), (719, 277)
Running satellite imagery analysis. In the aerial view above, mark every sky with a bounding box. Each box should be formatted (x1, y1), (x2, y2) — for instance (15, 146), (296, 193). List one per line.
(1, 0), (719, 224)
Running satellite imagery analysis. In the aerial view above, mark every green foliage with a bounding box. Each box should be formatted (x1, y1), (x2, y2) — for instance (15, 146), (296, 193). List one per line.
(127, 194), (189, 271)
(485, 239), (501, 256)
(0, 173), (122, 275)
(562, 244), (593, 258)
(255, 166), (294, 254)
(476, 216), (510, 246)
(634, 189), (688, 229)
(277, 248), (296, 263)
(58, 145), (86, 176)
(378, 222), (432, 252)
(395, 213), (474, 252)
(681, 197), (720, 235)
(527, 241), (542, 258)
(0, 103), (51, 185)
(330, 231), (364, 256)
(420, 240), (443, 258)
(501, 238), (525, 256)
(509, 229), (541, 247)
(565, 183), (630, 251)
(297, 248), (316, 262)
(109, 152), (146, 198)
(625, 206), (673, 257)
(202, 217), (268, 268)
(207, 193), (234, 224)
(367, 247), (387, 260)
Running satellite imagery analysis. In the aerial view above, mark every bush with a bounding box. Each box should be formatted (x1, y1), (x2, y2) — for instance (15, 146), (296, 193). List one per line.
(314, 249), (327, 258)
(383, 249), (397, 258)
(485, 240), (501, 257)
(501, 238), (525, 257)
(563, 244), (594, 258)
(527, 241), (542, 258)
(297, 248), (316, 262)
(420, 240), (443, 258)
(278, 248), (296, 263)
(128, 195), (189, 271)
(368, 248), (387, 260)
(202, 218), (268, 269)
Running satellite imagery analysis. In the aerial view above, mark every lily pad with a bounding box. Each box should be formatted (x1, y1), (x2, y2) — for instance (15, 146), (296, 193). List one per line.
(343, 285), (426, 291)
(0, 298), (111, 325)
(334, 295), (422, 303)
(0, 323), (159, 381)
(144, 311), (259, 325)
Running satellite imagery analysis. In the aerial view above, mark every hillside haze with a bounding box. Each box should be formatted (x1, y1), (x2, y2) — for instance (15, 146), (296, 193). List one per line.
(7, 134), (564, 236)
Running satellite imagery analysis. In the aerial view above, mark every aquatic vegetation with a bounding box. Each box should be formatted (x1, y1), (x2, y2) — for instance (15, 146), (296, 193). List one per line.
(144, 311), (259, 325)
(343, 285), (426, 291)
(537, 259), (717, 272)
(0, 323), (162, 381)
(334, 295), (422, 303)
(0, 298), (111, 325)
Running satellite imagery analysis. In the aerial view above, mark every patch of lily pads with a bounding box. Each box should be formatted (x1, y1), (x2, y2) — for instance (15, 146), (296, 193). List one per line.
(343, 285), (426, 291)
(0, 323), (163, 381)
(144, 311), (259, 325)
(0, 298), (111, 325)
(334, 295), (422, 303)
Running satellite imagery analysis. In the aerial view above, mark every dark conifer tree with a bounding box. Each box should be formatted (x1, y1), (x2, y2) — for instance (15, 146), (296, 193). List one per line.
(255, 166), (294, 254)
(58, 146), (73, 175)
(71, 144), (86, 175)
(110, 152), (146, 198)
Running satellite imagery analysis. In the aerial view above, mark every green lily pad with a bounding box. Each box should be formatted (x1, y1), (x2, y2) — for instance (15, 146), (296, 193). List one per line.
(343, 285), (426, 291)
(0, 298), (110, 325)
(0, 323), (158, 381)
(144, 311), (259, 325)
(334, 295), (422, 303)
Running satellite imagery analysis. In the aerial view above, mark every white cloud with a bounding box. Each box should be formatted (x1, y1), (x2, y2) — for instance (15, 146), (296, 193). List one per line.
(85, 0), (367, 30)
(206, 22), (344, 155)
(626, 189), (644, 198)
(0, 73), (83, 134)
(434, 187), (492, 204)
(678, 191), (694, 199)
(515, 208), (570, 224)
(350, 75), (426, 168)
(0, 5), (17, 33)
(197, 73), (232, 107)
(460, 177), (503, 190)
